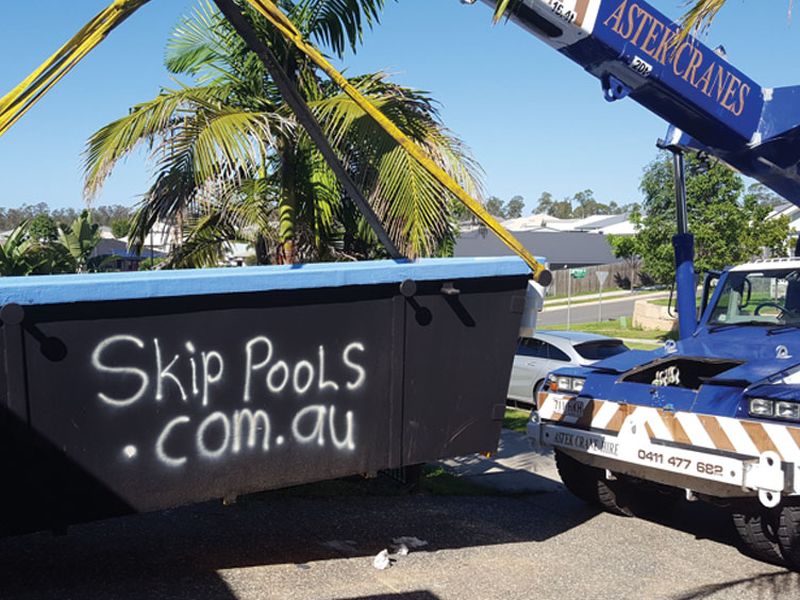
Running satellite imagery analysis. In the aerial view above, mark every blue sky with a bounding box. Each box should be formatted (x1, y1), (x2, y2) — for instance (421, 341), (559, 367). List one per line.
(0, 0), (798, 213)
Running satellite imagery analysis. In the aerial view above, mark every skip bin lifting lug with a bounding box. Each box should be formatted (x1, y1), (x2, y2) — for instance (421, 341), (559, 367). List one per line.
(399, 279), (417, 298)
(440, 282), (460, 296)
(0, 304), (25, 325)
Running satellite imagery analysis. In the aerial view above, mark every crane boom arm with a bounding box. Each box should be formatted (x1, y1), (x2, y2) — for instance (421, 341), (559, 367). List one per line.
(487, 0), (800, 205)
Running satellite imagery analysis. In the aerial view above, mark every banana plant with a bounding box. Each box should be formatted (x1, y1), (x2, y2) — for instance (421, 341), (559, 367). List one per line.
(56, 210), (102, 273)
(0, 223), (39, 276)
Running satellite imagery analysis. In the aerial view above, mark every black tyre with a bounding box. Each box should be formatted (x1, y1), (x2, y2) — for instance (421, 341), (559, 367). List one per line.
(732, 510), (784, 565)
(779, 504), (800, 570)
(555, 448), (634, 517)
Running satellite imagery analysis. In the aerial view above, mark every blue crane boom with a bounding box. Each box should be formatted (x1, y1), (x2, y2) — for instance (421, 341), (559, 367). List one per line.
(483, 0), (800, 205)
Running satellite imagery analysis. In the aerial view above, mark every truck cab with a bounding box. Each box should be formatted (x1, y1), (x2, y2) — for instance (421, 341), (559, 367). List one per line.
(528, 258), (800, 567)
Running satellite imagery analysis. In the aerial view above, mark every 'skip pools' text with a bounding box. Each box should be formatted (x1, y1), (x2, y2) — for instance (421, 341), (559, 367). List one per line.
(91, 335), (366, 467)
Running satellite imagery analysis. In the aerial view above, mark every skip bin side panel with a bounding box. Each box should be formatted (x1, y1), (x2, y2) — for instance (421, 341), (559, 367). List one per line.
(402, 275), (527, 463)
(21, 285), (396, 514)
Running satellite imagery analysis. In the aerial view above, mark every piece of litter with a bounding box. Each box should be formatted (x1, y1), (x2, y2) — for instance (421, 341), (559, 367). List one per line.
(373, 549), (391, 570)
(395, 543), (409, 556)
(392, 536), (428, 549)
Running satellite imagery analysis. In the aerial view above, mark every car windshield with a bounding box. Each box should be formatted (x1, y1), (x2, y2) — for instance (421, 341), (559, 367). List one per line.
(574, 340), (628, 360)
(708, 268), (800, 328)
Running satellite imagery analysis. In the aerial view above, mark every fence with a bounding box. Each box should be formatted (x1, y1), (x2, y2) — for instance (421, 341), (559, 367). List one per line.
(547, 262), (638, 298)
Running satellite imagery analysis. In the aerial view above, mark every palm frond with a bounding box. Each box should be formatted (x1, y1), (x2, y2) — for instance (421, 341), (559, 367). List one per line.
(204, 178), (279, 241)
(168, 211), (239, 268)
(291, 0), (389, 57)
(681, 0), (728, 35)
(307, 76), (480, 256)
(190, 110), (282, 182)
(84, 84), (236, 199)
(166, 0), (232, 77)
(127, 156), (196, 253)
(493, 0), (522, 23)
(370, 144), (453, 257)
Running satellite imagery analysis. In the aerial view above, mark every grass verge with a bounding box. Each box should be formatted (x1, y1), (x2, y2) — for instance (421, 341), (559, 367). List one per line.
(503, 408), (531, 433)
(650, 297), (701, 308)
(420, 466), (496, 496)
(625, 341), (662, 350)
(547, 320), (675, 341)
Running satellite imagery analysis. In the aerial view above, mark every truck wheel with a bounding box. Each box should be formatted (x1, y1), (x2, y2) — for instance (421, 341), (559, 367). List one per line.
(732, 510), (783, 565)
(554, 449), (633, 517)
(778, 504), (800, 570)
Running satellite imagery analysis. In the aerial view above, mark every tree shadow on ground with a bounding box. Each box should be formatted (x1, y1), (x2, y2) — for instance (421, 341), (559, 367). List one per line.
(0, 474), (596, 600)
(0, 450), (790, 600)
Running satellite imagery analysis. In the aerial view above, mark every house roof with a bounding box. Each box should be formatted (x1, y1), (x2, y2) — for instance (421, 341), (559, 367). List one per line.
(93, 238), (166, 260)
(455, 230), (617, 267)
(494, 213), (632, 234)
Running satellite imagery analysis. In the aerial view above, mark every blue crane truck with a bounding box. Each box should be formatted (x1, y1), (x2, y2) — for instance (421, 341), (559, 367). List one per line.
(474, 0), (800, 569)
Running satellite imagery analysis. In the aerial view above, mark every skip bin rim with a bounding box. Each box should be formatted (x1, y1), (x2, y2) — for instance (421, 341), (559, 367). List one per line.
(0, 256), (538, 307)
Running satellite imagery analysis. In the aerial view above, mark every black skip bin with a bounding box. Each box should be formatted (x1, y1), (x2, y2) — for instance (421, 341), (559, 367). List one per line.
(0, 257), (529, 534)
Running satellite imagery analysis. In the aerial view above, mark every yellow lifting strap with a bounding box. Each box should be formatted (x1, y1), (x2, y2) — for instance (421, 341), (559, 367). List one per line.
(239, 0), (550, 284)
(0, 0), (153, 138)
(0, 0), (550, 284)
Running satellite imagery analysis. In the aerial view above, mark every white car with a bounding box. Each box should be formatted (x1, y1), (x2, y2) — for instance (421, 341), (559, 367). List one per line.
(506, 331), (629, 408)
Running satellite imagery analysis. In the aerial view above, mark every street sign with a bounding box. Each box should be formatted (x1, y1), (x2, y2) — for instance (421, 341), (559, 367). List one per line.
(570, 268), (587, 279)
(596, 270), (609, 321)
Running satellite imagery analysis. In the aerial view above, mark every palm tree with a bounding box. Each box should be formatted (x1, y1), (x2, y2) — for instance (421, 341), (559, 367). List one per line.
(84, 0), (481, 266)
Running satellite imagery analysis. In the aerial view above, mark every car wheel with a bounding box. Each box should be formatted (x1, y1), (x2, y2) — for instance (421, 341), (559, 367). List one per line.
(554, 449), (633, 517)
(732, 509), (784, 565)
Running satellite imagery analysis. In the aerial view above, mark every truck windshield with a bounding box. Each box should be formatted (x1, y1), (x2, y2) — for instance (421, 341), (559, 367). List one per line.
(708, 268), (800, 328)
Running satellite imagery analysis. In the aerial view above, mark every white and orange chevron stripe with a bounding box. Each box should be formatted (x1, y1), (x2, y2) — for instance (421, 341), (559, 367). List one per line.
(537, 392), (800, 463)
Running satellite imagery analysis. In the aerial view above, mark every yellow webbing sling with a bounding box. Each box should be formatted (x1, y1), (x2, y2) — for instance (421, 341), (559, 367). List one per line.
(0, 0), (153, 138)
(0, 0), (550, 283)
(238, 0), (549, 283)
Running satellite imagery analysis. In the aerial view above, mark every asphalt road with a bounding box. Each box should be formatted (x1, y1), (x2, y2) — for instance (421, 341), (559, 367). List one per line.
(1, 442), (795, 600)
(538, 292), (669, 326)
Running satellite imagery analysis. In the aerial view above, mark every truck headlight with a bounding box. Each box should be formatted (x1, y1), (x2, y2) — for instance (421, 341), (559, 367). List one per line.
(749, 398), (774, 417)
(775, 401), (800, 420)
(749, 398), (800, 420)
(548, 374), (585, 394)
